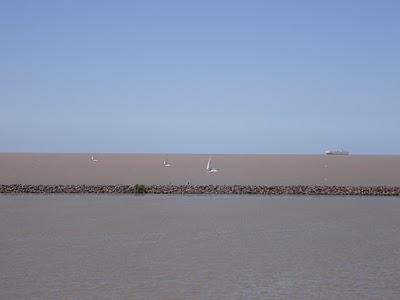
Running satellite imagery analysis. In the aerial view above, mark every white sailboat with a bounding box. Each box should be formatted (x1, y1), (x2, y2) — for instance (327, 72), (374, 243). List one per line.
(163, 155), (171, 167)
(206, 156), (219, 173)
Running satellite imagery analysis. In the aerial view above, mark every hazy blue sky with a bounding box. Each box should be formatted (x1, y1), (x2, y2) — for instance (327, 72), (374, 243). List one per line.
(1, 0), (399, 154)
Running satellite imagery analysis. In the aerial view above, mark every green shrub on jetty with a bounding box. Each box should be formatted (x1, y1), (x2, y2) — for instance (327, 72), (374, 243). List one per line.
(134, 184), (146, 194)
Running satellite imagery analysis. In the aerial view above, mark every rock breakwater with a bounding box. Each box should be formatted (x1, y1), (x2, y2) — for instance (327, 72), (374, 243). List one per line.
(1, 184), (400, 196)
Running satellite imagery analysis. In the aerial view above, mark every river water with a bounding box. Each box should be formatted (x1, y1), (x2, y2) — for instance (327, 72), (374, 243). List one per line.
(1, 194), (400, 299)
(1, 154), (400, 186)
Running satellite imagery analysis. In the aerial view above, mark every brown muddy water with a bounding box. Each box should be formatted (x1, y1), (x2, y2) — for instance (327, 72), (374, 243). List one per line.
(1, 153), (400, 186)
(1, 194), (400, 299)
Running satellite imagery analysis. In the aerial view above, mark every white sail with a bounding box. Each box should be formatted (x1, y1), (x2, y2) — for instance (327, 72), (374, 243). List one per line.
(163, 154), (171, 166)
(206, 156), (219, 173)
(206, 157), (211, 171)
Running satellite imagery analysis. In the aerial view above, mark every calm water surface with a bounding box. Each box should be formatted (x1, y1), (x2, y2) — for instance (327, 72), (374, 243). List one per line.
(2, 154), (400, 186)
(1, 194), (400, 299)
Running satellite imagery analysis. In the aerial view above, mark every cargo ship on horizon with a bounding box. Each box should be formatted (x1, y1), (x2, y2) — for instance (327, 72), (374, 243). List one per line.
(325, 150), (350, 155)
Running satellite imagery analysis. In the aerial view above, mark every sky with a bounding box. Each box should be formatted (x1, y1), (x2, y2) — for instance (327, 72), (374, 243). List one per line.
(1, 0), (399, 154)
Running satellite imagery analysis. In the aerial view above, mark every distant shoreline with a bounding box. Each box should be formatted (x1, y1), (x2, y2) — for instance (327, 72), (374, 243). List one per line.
(1, 184), (400, 196)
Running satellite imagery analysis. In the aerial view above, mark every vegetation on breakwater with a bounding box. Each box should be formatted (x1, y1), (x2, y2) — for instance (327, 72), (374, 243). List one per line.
(133, 184), (146, 194)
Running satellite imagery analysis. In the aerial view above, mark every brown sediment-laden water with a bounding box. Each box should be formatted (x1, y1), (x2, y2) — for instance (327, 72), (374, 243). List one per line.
(1, 194), (400, 299)
(1, 153), (400, 186)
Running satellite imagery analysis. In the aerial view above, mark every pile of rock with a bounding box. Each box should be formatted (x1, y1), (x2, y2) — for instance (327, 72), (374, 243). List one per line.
(146, 185), (400, 196)
(1, 184), (400, 196)
(0, 184), (136, 194)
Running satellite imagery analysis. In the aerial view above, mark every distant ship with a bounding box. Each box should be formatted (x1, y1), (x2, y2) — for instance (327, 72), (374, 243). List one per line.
(325, 150), (349, 155)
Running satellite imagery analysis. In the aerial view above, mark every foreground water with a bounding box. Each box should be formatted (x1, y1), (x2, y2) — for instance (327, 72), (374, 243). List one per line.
(1, 195), (400, 299)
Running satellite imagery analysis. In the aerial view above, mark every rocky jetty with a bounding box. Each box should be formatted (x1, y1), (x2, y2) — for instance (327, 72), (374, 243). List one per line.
(1, 184), (400, 196)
